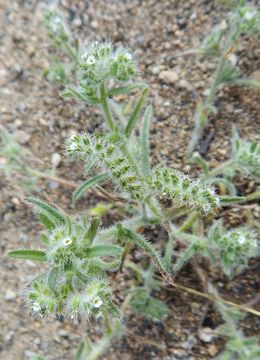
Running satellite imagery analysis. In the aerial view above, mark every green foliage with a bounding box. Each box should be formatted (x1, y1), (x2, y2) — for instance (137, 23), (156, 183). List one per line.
(25, 197), (66, 225)
(43, 10), (78, 84)
(8, 249), (47, 262)
(147, 166), (221, 213)
(72, 173), (111, 202)
(130, 288), (168, 321)
(188, 0), (260, 154)
(212, 226), (258, 276)
(7, 7), (260, 359)
(231, 126), (260, 179)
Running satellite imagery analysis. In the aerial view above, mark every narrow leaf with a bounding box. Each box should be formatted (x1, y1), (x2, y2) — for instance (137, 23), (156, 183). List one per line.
(8, 249), (47, 262)
(48, 268), (59, 292)
(94, 258), (121, 271)
(107, 82), (147, 97)
(76, 270), (88, 283)
(117, 225), (167, 272)
(84, 245), (122, 258)
(83, 217), (101, 246)
(207, 178), (237, 196)
(25, 197), (66, 225)
(220, 196), (246, 204)
(192, 152), (209, 174)
(38, 212), (55, 231)
(41, 234), (49, 245)
(140, 105), (152, 176)
(72, 173), (110, 202)
(230, 78), (260, 89)
(60, 87), (100, 104)
(124, 88), (149, 138)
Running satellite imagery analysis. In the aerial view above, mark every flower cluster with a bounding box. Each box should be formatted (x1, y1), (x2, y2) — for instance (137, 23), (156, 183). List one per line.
(61, 41), (140, 104)
(236, 4), (260, 33)
(66, 133), (93, 159)
(67, 279), (115, 319)
(147, 167), (221, 213)
(80, 41), (138, 85)
(28, 276), (117, 320)
(66, 133), (143, 199)
(44, 10), (69, 44)
(200, 26), (224, 57)
(11, 198), (122, 319)
(232, 135), (260, 179)
(214, 227), (258, 274)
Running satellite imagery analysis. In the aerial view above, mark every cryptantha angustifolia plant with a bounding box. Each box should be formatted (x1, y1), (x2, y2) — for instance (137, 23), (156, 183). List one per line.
(8, 35), (259, 359)
(43, 10), (79, 84)
(187, 0), (260, 154)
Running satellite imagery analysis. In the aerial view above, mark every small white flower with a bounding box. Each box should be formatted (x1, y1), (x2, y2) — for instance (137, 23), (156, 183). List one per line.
(63, 238), (73, 247)
(33, 302), (41, 312)
(228, 54), (238, 66)
(244, 11), (255, 21)
(86, 55), (96, 65)
(237, 236), (246, 245)
(81, 52), (88, 61)
(69, 143), (78, 151)
(93, 296), (103, 308)
(50, 17), (62, 33)
(125, 52), (132, 60)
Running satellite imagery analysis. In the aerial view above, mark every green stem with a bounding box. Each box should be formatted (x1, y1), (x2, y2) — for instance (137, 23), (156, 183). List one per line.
(179, 212), (198, 232)
(100, 83), (117, 131)
(188, 21), (238, 155)
(63, 43), (79, 64)
(207, 159), (235, 177)
(99, 81), (163, 222)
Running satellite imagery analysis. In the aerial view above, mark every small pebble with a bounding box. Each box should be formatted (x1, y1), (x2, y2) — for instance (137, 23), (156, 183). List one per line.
(51, 153), (62, 168)
(5, 290), (16, 302)
(159, 70), (179, 84)
(198, 327), (214, 343)
(17, 130), (31, 144)
(4, 331), (14, 345)
(58, 330), (69, 338)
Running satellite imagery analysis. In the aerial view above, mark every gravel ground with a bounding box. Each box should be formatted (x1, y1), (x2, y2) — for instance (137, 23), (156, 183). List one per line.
(0, 0), (259, 359)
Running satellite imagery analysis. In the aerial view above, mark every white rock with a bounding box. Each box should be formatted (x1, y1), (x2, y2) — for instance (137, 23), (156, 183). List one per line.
(51, 153), (62, 168)
(198, 327), (214, 343)
(5, 289), (16, 301)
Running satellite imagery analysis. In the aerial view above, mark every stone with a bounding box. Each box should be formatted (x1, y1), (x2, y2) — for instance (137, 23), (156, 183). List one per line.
(5, 290), (16, 301)
(51, 153), (62, 168)
(198, 327), (214, 343)
(4, 331), (14, 345)
(159, 70), (179, 84)
(17, 130), (31, 144)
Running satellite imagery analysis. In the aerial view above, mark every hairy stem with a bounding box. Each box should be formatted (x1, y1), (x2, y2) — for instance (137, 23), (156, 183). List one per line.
(100, 83), (117, 131)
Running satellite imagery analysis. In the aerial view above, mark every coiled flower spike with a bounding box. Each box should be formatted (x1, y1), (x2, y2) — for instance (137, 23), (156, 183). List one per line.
(147, 167), (221, 213)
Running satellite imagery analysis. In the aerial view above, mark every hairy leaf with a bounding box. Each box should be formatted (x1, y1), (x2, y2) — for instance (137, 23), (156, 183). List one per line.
(84, 245), (122, 258)
(72, 173), (110, 202)
(140, 105), (152, 176)
(48, 268), (59, 292)
(82, 217), (101, 246)
(220, 196), (246, 204)
(124, 88), (149, 138)
(117, 225), (167, 272)
(8, 249), (47, 262)
(25, 197), (66, 225)
(38, 212), (56, 231)
(107, 82), (147, 97)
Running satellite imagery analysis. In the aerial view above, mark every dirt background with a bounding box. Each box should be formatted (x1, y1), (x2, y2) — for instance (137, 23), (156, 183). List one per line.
(0, 0), (259, 359)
